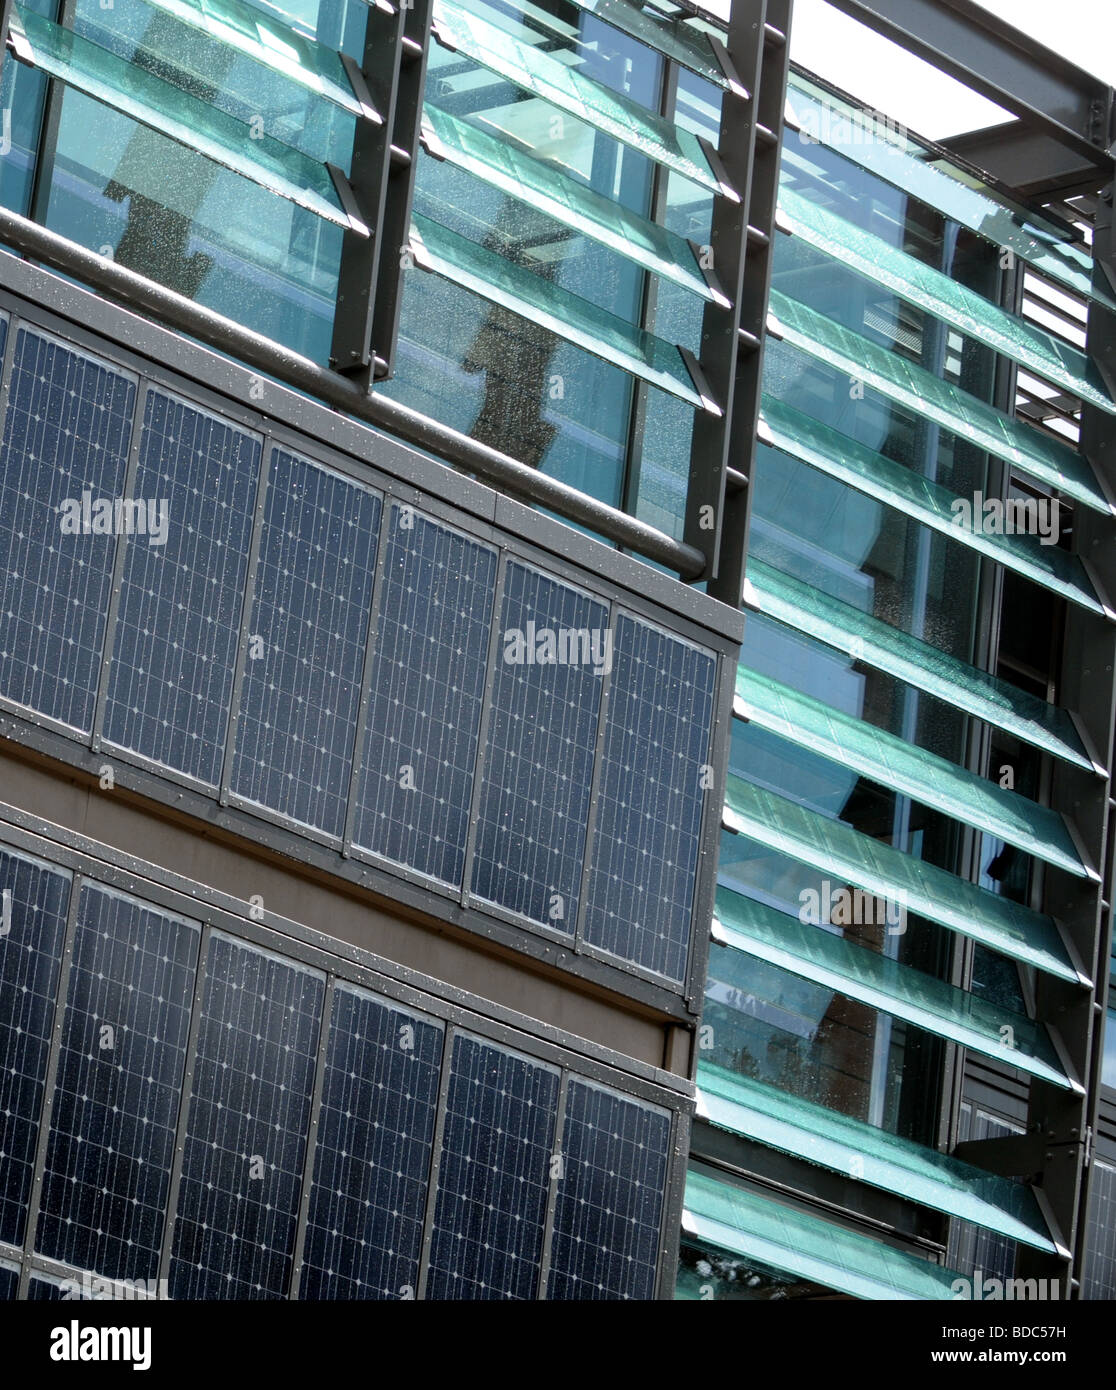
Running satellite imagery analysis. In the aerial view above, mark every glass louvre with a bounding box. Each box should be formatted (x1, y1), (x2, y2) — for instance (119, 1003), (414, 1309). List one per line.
(683, 1169), (964, 1300)
(767, 289), (1114, 517)
(9, 4), (360, 231)
(411, 212), (713, 409)
(124, 0), (372, 117)
(559, 0), (736, 90)
(777, 187), (1116, 416)
(429, 0), (731, 199)
(695, 1064), (1059, 1254)
(784, 72), (1115, 315)
(422, 103), (720, 303)
(722, 773), (1082, 983)
(734, 664), (1094, 879)
(712, 889), (1077, 1091)
(759, 395), (1107, 616)
(744, 558), (1096, 772)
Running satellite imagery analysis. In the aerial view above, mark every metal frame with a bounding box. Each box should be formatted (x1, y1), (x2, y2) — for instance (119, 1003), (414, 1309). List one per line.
(0, 812), (691, 1301)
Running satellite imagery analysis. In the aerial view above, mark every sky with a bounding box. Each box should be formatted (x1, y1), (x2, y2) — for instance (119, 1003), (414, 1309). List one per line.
(784, 0), (1116, 142)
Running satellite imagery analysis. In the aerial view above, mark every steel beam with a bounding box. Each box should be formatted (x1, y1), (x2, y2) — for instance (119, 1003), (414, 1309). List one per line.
(944, 121), (1113, 202)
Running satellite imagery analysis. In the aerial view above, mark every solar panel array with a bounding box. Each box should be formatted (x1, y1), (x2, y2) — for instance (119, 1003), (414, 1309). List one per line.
(300, 985), (443, 1299)
(470, 562), (608, 930)
(0, 1262), (18, 1301)
(35, 886), (200, 1283)
(0, 327), (135, 733)
(351, 506), (498, 883)
(229, 450), (381, 837)
(0, 847), (71, 1247)
(169, 934), (325, 1299)
(581, 616), (717, 981)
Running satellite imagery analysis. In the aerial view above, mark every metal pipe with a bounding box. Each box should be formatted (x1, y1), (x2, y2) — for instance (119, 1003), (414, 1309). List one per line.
(0, 207), (706, 578)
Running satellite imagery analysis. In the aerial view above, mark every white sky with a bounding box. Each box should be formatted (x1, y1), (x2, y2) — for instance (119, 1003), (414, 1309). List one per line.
(786, 0), (1116, 141)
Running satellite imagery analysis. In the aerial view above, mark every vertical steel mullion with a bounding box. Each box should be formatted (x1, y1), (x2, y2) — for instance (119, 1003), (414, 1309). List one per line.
(341, 493), (397, 856)
(157, 922), (213, 1297)
(24, 0), (74, 228)
(288, 976), (336, 1299)
(415, 1023), (455, 1300)
(459, 554), (509, 908)
(571, 599), (617, 953)
(534, 1070), (569, 1301)
(218, 438), (273, 804)
(0, 307), (21, 430)
(90, 378), (148, 754)
(16, 869), (83, 1300)
(655, 1101), (691, 1300)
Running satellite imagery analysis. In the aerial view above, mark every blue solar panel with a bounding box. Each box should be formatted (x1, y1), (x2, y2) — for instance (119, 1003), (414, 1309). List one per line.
(547, 1079), (671, 1300)
(102, 390), (260, 786)
(352, 506), (497, 884)
(35, 884), (200, 1283)
(299, 985), (443, 1299)
(581, 615), (716, 980)
(27, 1273), (69, 1300)
(0, 328), (135, 732)
(0, 846), (71, 1247)
(229, 450), (381, 837)
(425, 1032), (559, 1300)
(470, 562), (607, 930)
(0, 1262), (18, 1301)
(169, 934), (324, 1299)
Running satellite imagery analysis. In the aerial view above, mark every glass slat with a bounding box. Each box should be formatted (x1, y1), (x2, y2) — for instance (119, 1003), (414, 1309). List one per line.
(722, 772), (1084, 984)
(684, 1169), (965, 1301)
(9, 5), (355, 230)
(712, 887), (1079, 1093)
(430, 0), (733, 199)
(744, 557), (1097, 773)
(422, 102), (719, 303)
(768, 288), (1114, 517)
(760, 394), (1108, 617)
(561, 0), (737, 91)
(696, 1062), (1062, 1252)
(777, 185), (1116, 416)
(410, 211), (713, 409)
(735, 663), (1095, 879)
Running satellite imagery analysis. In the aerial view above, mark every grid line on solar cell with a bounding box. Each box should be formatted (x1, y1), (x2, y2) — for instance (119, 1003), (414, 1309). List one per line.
(547, 1078), (671, 1300)
(0, 846), (71, 1248)
(0, 1262), (18, 1301)
(0, 327), (135, 732)
(581, 615), (716, 981)
(469, 562), (608, 929)
(300, 984), (443, 1300)
(229, 450), (381, 838)
(102, 389), (260, 786)
(352, 506), (497, 884)
(169, 933), (324, 1299)
(425, 1032), (559, 1300)
(34, 884), (200, 1283)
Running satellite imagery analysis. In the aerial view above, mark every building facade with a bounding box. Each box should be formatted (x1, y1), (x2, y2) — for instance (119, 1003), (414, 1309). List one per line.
(0, 0), (1112, 1301)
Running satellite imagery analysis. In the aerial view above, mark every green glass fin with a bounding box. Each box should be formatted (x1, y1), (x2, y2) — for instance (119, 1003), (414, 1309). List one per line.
(430, 0), (733, 199)
(9, 4), (356, 230)
(410, 211), (715, 409)
(767, 288), (1114, 518)
(777, 185), (1116, 416)
(422, 103), (721, 303)
(722, 772), (1084, 984)
(744, 558), (1097, 773)
(712, 887), (1080, 1093)
(759, 394), (1109, 617)
(734, 663), (1096, 879)
(684, 1168), (966, 1300)
(696, 1062), (1063, 1254)
(561, 0), (740, 92)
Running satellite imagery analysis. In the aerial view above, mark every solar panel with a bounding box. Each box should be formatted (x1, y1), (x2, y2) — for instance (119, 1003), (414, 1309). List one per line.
(34, 884), (200, 1283)
(581, 614), (716, 980)
(425, 1032), (559, 1300)
(470, 562), (608, 930)
(0, 328), (135, 732)
(168, 933), (324, 1299)
(27, 1273), (70, 1300)
(547, 1078), (671, 1300)
(0, 1261), (18, 1301)
(0, 846), (71, 1247)
(299, 984), (444, 1300)
(351, 505), (497, 885)
(102, 389), (261, 787)
(229, 450), (381, 838)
